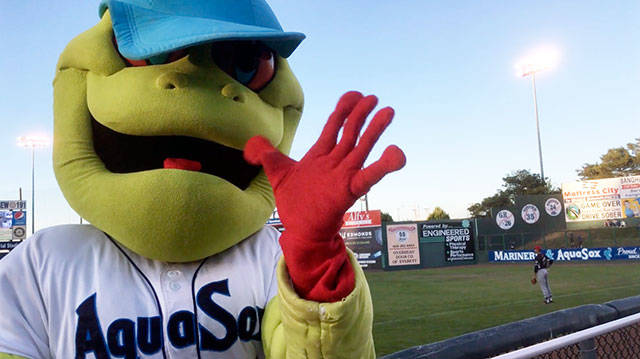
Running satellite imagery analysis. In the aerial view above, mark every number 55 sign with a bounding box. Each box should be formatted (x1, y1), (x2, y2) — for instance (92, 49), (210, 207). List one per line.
(385, 223), (420, 267)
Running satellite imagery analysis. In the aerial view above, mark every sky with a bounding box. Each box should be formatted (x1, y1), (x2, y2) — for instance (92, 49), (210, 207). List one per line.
(0, 0), (639, 232)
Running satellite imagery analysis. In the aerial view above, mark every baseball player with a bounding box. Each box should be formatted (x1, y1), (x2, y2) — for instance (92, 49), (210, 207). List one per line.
(532, 245), (554, 304)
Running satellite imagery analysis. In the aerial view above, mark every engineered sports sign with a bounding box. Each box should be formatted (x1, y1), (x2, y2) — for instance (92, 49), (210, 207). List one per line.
(421, 221), (475, 262)
(489, 247), (640, 262)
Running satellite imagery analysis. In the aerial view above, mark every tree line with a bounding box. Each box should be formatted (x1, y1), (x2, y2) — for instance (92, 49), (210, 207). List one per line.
(466, 138), (639, 217)
(381, 138), (639, 221)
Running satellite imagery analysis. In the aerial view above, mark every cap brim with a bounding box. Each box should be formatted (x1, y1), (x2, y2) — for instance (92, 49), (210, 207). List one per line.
(108, 1), (305, 60)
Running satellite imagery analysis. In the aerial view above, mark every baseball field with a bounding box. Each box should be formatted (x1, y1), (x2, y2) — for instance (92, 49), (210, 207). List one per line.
(367, 261), (640, 356)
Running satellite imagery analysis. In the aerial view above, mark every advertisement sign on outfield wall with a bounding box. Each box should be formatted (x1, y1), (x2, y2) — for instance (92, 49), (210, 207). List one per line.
(342, 210), (382, 228)
(268, 209), (384, 269)
(386, 223), (421, 266)
(489, 247), (640, 262)
(621, 176), (640, 218)
(339, 210), (383, 269)
(267, 209), (382, 229)
(339, 226), (383, 269)
(421, 220), (475, 262)
(561, 175), (640, 222)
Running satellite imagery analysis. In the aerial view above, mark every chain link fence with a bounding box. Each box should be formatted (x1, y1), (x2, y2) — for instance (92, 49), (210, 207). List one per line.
(534, 344), (580, 359)
(381, 297), (640, 359)
(489, 312), (640, 359)
(533, 321), (640, 359)
(478, 226), (640, 253)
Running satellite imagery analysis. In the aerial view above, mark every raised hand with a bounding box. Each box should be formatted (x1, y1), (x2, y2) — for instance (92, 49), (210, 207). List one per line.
(245, 91), (405, 236)
(244, 91), (405, 301)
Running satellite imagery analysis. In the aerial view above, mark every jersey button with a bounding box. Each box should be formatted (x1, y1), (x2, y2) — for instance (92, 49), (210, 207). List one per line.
(169, 281), (181, 291)
(167, 269), (181, 279)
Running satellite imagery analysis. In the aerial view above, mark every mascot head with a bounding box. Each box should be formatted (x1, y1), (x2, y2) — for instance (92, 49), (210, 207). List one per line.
(53, 0), (304, 262)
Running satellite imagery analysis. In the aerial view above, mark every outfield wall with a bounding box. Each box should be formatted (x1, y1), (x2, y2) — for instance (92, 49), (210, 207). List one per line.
(381, 220), (477, 270)
(380, 295), (640, 359)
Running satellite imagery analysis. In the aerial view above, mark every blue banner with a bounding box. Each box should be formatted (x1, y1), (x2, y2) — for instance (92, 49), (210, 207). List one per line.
(12, 211), (26, 226)
(489, 247), (640, 262)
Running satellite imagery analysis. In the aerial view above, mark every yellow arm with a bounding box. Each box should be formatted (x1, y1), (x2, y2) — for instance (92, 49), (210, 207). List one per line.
(262, 250), (375, 359)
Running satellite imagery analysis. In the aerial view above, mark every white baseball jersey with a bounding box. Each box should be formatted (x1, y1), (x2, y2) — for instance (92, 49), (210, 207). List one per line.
(0, 224), (282, 359)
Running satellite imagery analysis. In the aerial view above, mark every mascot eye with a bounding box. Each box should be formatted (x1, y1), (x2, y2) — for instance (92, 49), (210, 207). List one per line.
(113, 37), (187, 67)
(212, 41), (276, 91)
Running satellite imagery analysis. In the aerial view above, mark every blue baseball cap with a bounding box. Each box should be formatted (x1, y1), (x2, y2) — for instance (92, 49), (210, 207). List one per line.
(99, 0), (305, 60)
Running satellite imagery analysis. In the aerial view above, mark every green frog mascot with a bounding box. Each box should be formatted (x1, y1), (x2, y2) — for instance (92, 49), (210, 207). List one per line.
(0, 0), (405, 358)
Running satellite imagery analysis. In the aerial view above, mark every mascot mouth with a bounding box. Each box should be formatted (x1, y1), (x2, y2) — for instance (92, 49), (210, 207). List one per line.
(91, 117), (261, 190)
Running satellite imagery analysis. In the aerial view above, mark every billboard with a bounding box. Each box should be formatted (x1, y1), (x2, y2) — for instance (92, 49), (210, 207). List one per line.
(561, 176), (640, 222)
(339, 210), (383, 269)
(342, 210), (381, 228)
(490, 247), (640, 262)
(339, 226), (383, 269)
(267, 209), (382, 230)
(621, 176), (640, 218)
(268, 209), (384, 269)
(385, 223), (421, 267)
(420, 220), (475, 262)
(0, 200), (27, 259)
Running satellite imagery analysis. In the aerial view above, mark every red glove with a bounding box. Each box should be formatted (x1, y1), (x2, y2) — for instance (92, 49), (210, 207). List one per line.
(244, 91), (406, 302)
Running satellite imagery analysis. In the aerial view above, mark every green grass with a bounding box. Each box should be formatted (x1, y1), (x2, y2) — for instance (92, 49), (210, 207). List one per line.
(366, 262), (640, 356)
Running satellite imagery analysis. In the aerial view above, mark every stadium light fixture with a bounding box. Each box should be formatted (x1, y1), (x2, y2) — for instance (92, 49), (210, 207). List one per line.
(17, 135), (51, 234)
(515, 46), (559, 78)
(515, 46), (559, 185)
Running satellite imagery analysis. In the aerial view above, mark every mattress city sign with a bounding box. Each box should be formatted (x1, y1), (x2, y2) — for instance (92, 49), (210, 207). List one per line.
(561, 175), (640, 222)
(490, 247), (640, 262)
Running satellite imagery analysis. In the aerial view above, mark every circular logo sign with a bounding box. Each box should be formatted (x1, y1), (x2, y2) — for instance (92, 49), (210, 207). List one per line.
(496, 210), (515, 230)
(566, 204), (581, 220)
(13, 211), (24, 220)
(545, 198), (562, 216)
(521, 204), (540, 224)
(13, 227), (25, 239)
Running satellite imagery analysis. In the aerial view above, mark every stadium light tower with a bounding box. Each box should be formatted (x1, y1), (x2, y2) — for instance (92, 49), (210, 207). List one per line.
(17, 135), (50, 234)
(515, 46), (559, 185)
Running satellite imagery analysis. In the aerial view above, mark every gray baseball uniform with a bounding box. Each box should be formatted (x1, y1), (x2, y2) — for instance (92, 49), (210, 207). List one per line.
(534, 251), (553, 303)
